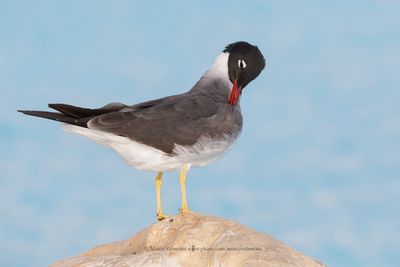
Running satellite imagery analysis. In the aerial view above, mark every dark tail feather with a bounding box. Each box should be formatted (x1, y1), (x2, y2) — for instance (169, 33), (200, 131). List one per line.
(48, 104), (85, 118)
(48, 103), (124, 119)
(17, 110), (90, 127)
(19, 102), (125, 127)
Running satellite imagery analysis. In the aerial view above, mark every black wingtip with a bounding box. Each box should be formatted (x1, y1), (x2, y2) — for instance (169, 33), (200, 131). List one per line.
(18, 108), (90, 127)
(17, 110), (31, 115)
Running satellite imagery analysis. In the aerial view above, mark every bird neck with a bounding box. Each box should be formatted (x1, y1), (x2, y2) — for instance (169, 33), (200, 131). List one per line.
(204, 52), (233, 89)
(190, 52), (235, 103)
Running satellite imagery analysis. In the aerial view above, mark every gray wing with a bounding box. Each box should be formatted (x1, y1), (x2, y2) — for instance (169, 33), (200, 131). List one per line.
(88, 93), (240, 154)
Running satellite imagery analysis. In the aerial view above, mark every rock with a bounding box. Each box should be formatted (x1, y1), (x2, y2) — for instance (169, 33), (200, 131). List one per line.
(50, 212), (325, 267)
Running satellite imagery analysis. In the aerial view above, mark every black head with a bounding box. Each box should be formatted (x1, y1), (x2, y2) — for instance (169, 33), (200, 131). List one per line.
(224, 41), (265, 90)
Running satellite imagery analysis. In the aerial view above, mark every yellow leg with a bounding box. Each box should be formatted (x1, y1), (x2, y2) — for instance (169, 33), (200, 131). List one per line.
(155, 172), (167, 221)
(179, 164), (191, 213)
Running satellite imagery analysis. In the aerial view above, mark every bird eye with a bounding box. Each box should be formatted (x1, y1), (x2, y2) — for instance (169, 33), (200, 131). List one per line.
(238, 59), (247, 69)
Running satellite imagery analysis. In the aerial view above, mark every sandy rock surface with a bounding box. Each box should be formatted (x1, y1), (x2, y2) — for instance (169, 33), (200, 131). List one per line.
(51, 212), (325, 267)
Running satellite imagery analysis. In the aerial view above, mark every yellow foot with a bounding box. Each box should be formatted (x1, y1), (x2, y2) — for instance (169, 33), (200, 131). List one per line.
(179, 206), (191, 214)
(157, 212), (170, 221)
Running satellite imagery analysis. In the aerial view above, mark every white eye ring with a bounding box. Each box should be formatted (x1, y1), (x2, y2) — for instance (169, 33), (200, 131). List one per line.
(238, 59), (247, 69)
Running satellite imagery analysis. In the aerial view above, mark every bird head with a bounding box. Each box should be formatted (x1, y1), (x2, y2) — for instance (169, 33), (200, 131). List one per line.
(224, 41), (265, 105)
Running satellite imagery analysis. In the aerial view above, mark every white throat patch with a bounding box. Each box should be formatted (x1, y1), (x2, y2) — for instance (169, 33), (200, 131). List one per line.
(201, 52), (233, 90)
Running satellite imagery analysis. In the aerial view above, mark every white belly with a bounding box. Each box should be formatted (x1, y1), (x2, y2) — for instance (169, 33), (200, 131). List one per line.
(172, 134), (235, 168)
(63, 125), (237, 172)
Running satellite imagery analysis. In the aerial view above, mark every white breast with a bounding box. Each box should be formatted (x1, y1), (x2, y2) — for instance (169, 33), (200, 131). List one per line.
(173, 134), (236, 167)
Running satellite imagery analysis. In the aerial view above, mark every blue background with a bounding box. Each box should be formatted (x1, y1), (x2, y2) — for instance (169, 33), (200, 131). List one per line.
(1, 1), (399, 266)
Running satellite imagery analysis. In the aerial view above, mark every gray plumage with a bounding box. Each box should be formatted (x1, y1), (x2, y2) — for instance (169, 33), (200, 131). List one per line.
(88, 82), (242, 155)
(18, 41), (265, 171)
